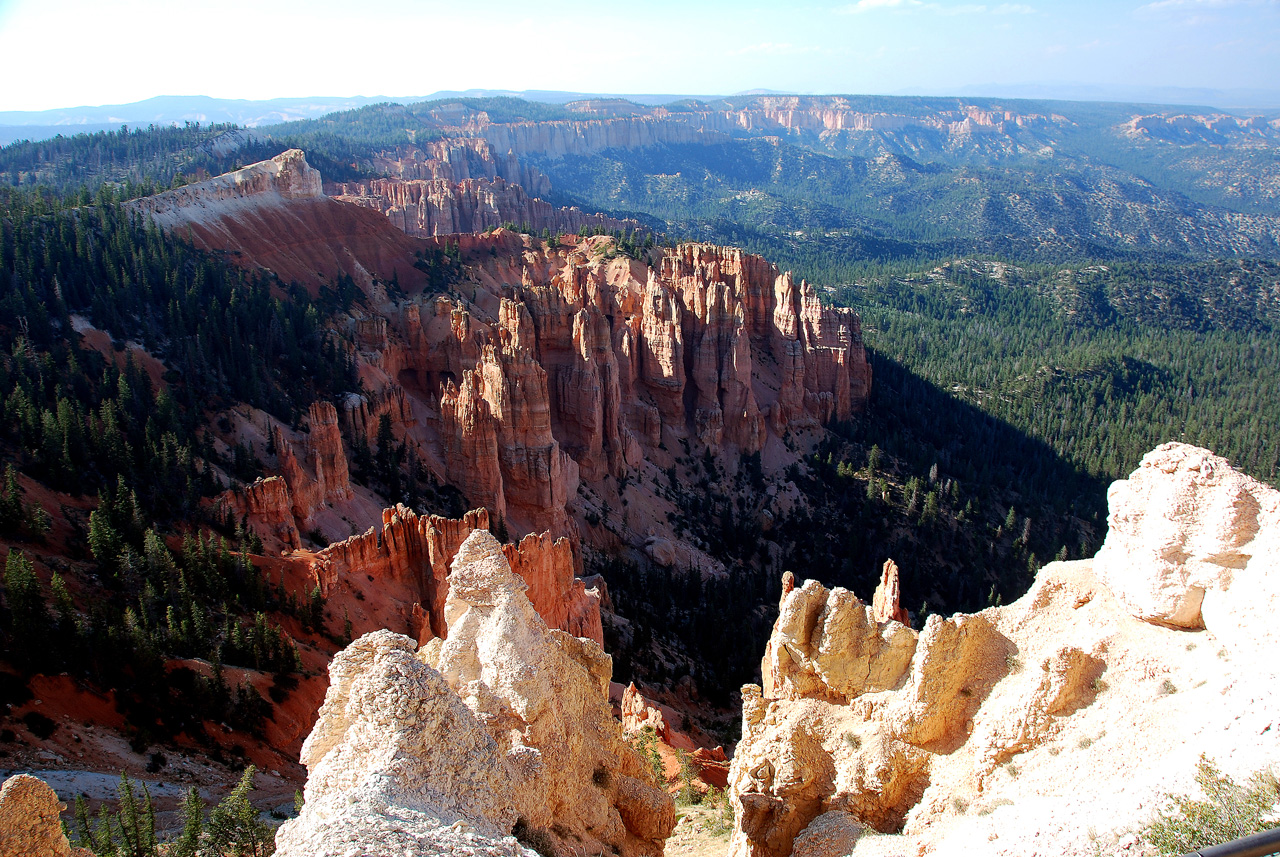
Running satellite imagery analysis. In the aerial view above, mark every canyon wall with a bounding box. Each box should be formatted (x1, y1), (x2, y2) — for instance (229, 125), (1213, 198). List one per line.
(330, 176), (640, 238)
(727, 443), (1280, 857)
(347, 232), (869, 537)
(128, 149), (429, 293)
(305, 505), (602, 648)
(143, 152), (870, 571)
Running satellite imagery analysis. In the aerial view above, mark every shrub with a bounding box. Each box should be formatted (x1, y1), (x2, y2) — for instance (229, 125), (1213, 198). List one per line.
(1142, 755), (1280, 855)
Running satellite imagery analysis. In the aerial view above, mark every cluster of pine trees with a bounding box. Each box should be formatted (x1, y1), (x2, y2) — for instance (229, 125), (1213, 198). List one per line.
(0, 184), (360, 750)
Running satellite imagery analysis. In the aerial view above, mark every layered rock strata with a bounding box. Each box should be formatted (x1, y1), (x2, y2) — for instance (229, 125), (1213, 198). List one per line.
(276, 530), (675, 857)
(136, 154), (872, 550)
(729, 443), (1280, 857)
(221, 401), (355, 549)
(332, 175), (639, 238)
(307, 506), (602, 647)
(130, 149), (428, 292)
(355, 232), (870, 537)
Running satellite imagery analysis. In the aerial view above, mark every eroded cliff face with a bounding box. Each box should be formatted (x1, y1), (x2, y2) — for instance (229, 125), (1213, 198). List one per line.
(297, 504), (602, 653)
(275, 530), (674, 857)
(220, 401), (357, 550)
(727, 443), (1280, 857)
(344, 231), (869, 540)
(331, 175), (639, 238)
(128, 149), (429, 293)
(139, 152), (870, 563)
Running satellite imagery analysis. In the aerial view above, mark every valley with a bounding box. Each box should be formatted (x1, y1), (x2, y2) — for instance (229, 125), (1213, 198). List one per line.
(0, 90), (1277, 856)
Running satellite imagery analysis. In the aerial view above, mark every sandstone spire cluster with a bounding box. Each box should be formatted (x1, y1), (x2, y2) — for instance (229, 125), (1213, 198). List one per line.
(276, 530), (675, 857)
(729, 443), (1280, 857)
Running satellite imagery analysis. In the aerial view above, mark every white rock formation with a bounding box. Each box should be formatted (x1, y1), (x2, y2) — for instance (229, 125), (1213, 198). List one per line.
(729, 443), (1280, 857)
(1094, 442), (1280, 637)
(278, 529), (675, 857)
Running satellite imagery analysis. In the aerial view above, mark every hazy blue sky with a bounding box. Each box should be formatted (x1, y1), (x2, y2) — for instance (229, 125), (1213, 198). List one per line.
(0, 0), (1277, 110)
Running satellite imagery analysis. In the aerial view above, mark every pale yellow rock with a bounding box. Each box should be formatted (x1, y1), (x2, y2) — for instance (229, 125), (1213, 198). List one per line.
(1094, 441), (1279, 628)
(790, 811), (863, 857)
(280, 529), (675, 857)
(437, 530), (674, 857)
(729, 443), (1280, 857)
(0, 775), (75, 857)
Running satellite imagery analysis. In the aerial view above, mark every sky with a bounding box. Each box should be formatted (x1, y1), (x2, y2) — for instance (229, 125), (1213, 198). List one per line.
(0, 0), (1278, 111)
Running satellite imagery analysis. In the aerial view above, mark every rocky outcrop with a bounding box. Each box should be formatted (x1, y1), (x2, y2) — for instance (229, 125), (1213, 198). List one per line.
(130, 150), (428, 293)
(622, 681), (670, 742)
(728, 443), (1280, 857)
(0, 775), (85, 857)
(872, 559), (909, 625)
(1094, 442), (1279, 634)
(278, 530), (675, 857)
(222, 402), (355, 548)
(140, 155), (872, 552)
(354, 233), (869, 538)
(502, 531), (603, 646)
(132, 148), (322, 217)
(272, 630), (528, 857)
(332, 175), (640, 238)
(309, 506), (602, 647)
(309, 506), (489, 642)
(235, 475), (301, 549)
(271, 401), (354, 529)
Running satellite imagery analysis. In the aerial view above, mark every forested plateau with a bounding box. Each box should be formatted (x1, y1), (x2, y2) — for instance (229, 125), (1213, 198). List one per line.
(0, 93), (1276, 837)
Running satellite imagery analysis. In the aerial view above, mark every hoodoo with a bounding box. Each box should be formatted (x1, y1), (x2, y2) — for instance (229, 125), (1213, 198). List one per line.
(277, 530), (674, 857)
(729, 443), (1280, 857)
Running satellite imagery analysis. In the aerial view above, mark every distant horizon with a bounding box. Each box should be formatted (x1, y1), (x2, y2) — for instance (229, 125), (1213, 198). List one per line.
(2, 82), (1279, 135)
(1, 0), (1277, 114)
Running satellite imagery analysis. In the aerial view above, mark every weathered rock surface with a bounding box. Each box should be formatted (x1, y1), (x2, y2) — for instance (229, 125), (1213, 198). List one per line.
(730, 443), (1280, 857)
(308, 506), (602, 647)
(332, 175), (639, 238)
(358, 232), (869, 538)
(0, 774), (84, 857)
(279, 530), (675, 857)
(1094, 441), (1280, 633)
(130, 149), (429, 293)
(141, 154), (872, 559)
(501, 531), (603, 646)
(871, 559), (909, 625)
(273, 630), (528, 857)
(220, 401), (355, 548)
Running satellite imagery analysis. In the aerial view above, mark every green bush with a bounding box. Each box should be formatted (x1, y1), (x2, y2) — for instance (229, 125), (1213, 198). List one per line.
(1143, 755), (1280, 855)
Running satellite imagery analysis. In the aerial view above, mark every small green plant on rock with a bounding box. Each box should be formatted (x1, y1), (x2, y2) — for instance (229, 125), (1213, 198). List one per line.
(1142, 755), (1280, 856)
(676, 749), (702, 805)
(629, 725), (665, 787)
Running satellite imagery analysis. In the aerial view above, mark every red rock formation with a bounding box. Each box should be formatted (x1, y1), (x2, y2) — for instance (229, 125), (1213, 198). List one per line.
(150, 152), (873, 555)
(438, 371), (507, 526)
(309, 505), (601, 646)
(129, 150), (429, 295)
(502, 531), (603, 646)
(228, 476), (300, 550)
(873, 558), (910, 625)
(331, 175), (639, 238)
(310, 506), (489, 642)
(692, 747), (730, 790)
(341, 385), (416, 445)
(269, 402), (353, 530)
